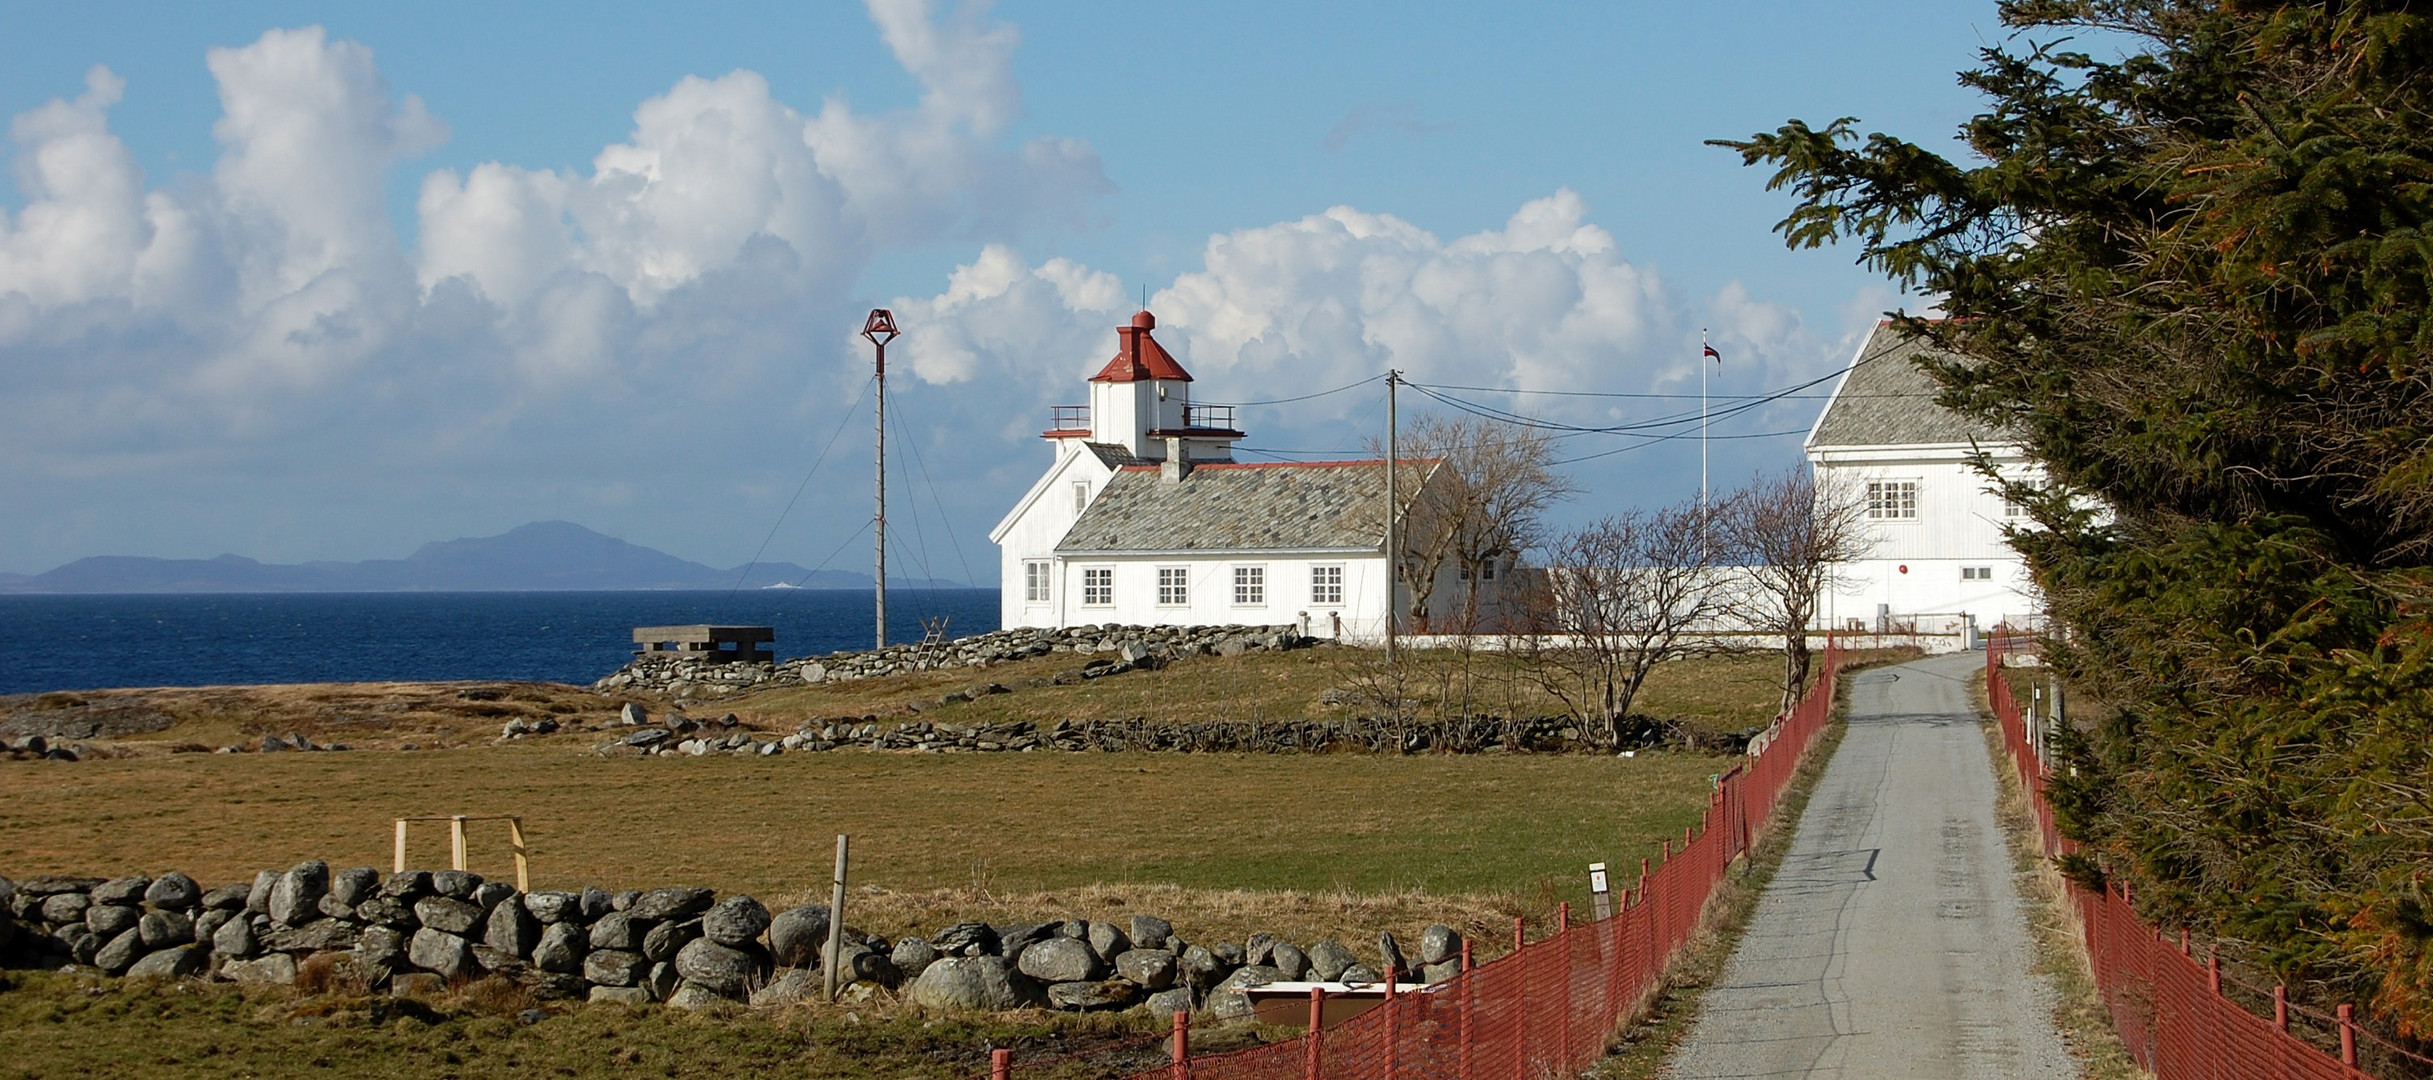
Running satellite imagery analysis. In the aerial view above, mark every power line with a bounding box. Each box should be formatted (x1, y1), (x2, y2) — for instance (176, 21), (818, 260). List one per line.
(1202, 374), (1384, 408)
(730, 375), (875, 594)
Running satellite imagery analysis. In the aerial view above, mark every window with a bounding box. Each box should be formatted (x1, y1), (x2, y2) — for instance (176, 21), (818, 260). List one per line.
(1459, 560), (1498, 582)
(2003, 498), (2027, 519)
(1081, 567), (1113, 606)
(1024, 561), (1051, 603)
(1157, 567), (1189, 606)
(1865, 480), (1918, 520)
(1310, 564), (1344, 605)
(1072, 481), (1090, 513)
(1962, 566), (1995, 581)
(1233, 565), (1265, 606)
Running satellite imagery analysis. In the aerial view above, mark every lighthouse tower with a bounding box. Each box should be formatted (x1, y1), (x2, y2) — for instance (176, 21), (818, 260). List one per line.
(1045, 311), (1243, 466)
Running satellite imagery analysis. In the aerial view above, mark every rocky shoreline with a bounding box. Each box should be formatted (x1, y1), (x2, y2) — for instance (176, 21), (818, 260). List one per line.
(0, 866), (1464, 1017)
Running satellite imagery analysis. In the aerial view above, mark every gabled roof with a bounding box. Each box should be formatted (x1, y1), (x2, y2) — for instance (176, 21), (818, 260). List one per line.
(1082, 442), (1146, 468)
(1056, 460), (1439, 554)
(1091, 310), (1194, 383)
(1808, 322), (2007, 449)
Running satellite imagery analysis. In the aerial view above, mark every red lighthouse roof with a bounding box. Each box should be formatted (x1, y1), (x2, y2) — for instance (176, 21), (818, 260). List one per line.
(1090, 310), (1194, 383)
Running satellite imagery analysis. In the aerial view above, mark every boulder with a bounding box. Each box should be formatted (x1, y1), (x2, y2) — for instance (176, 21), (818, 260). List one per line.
(211, 915), (259, 958)
(580, 887), (613, 920)
(86, 903), (140, 938)
(666, 983), (728, 1010)
(587, 912), (640, 951)
(1113, 949), (1177, 991)
(533, 922), (586, 973)
(199, 882), (252, 911)
(1145, 987), (1194, 1020)
(355, 926), (407, 974)
(54, 923), (99, 965)
(1340, 963), (1383, 984)
(1205, 964), (1284, 1019)
(1422, 960), (1463, 984)
(646, 961), (681, 1001)
(908, 955), (1024, 1011)
(1243, 933), (1277, 966)
(750, 967), (820, 1007)
(246, 870), (280, 914)
(144, 873), (201, 910)
(126, 945), (209, 980)
(703, 895), (770, 948)
(429, 870), (481, 900)
(268, 862), (329, 926)
(318, 894), (361, 920)
(588, 986), (651, 1005)
(327, 867), (381, 908)
(1048, 979), (1143, 1011)
(1129, 915), (1173, 948)
(1307, 939), (1356, 981)
(642, 918), (701, 963)
(890, 937), (941, 981)
(379, 870), (431, 901)
(223, 952), (298, 984)
(40, 892), (90, 925)
(620, 703), (648, 726)
(1419, 924), (1461, 966)
(1271, 942), (1310, 980)
(407, 929), (477, 981)
(354, 896), (416, 928)
(523, 891), (579, 924)
(767, 906), (832, 967)
(1377, 931), (1409, 980)
(138, 909), (194, 949)
(927, 921), (995, 958)
(469, 881), (517, 911)
(673, 938), (761, 1000)
(1017, 936), (1102, 984)
(94, 927), (145, 973)
(390, 972), (444, 997)
(484, 899), (540, 958)
(1213, 941), (1247, 967)
(91, 876), (151, 906)
(627, 887), (714, 922)
(194, 908), (232, 945)
(1179, 944), (1229, 989)
(413, 897), (483, 935)
(583, 948), (648, 987)
(1088, 921), (1132, 961)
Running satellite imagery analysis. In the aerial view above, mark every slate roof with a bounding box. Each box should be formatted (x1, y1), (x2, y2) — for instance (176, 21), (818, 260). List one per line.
(1808, 322), (2007, 448)
(1091, 311), (1194, 383)
(1083, 442), (1146, 468)
(1057, 460), (1436, 554)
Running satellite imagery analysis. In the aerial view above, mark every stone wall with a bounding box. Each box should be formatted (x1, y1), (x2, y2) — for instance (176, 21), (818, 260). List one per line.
(601, 713), (1669, 757)
(593, 624), (1312, 699)
(0, 866), (1463, 1016)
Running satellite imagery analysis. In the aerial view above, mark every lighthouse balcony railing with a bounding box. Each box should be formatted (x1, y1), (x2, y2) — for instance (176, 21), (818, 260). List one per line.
(1183, 403), (1236, 431)
(1045, 405), (1091, 436)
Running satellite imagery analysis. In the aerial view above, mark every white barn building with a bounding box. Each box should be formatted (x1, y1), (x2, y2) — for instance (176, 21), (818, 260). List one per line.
(1806, 322), (2042, 634)
(990, 311), (1451, 639)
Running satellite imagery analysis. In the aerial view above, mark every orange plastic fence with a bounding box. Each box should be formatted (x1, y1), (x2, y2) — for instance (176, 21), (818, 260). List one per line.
(1986, 639), (2433, 1080)
(1058, 648), (1846, 1080)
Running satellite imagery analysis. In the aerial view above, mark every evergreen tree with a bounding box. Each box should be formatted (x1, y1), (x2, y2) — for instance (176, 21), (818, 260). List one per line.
(1717, 0), (2433, 1032)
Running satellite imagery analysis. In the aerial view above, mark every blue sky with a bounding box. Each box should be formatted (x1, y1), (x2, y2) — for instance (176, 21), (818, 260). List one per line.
(0, 1), (2010, 580)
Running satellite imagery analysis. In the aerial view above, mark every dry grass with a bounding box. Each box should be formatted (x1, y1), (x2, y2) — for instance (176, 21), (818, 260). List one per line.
(0, 680), (636, 752)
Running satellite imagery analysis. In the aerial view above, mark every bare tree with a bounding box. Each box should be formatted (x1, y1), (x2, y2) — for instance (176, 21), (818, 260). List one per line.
(1527, 500), (1720, 747)
(1371, 415), (1574, 631)
(1715, 467), (1873, 715)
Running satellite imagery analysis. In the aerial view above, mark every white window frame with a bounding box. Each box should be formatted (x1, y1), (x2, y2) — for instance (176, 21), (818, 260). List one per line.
(1157, 566), (1189, 606)
(1072, 481), (1090, 514)
(1865, 480), (1919, 521)
(1080, 566), (1114, 607)
(1232, 564), (1265, 607)
(1024, 560), (1051, 603)
(1310, 564), (1344, 606)
(1962, 566), (1995, 581)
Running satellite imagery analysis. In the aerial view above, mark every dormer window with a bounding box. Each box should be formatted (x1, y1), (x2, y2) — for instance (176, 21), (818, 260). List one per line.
(1073, 481), (1089, 513)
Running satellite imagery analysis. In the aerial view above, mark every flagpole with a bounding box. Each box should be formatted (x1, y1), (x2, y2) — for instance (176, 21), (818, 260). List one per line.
(1701, 327), (1710, 514)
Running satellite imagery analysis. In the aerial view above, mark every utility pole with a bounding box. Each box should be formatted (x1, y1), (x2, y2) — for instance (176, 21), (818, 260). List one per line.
(863, 310), (900, 650)
(1701, 327), (1711, 515)
(1385, 369), (1400, 662)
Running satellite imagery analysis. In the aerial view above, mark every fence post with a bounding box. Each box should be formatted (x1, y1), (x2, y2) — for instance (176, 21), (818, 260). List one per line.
(2273, 985), (2289, 1032)
(1558, 901), (1570, 934)
(449, 815), (467, 871)
(1457, 941), (1473, 1080)
(506, 816), (530, 892)
(2207, 953), (2220, 996)
(1170, 1010), (1189, 1080)
(1305, 987), (1325, 1080)
(1513, 916), (1525, 953)
(823, 834), (851, 1002)
(1383, 975), (1399, 1080)
(2339, 1004), (2357, 1067)
(991, 1048), (1011, 1080)
(393, 819), (407, 874)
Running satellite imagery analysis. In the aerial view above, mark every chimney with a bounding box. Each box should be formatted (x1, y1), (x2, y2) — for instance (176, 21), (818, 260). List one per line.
(1161, 435), (1192, 483)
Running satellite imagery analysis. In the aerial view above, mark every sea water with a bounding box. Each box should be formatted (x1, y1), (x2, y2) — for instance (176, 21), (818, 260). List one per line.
(0, 589), (999, 694)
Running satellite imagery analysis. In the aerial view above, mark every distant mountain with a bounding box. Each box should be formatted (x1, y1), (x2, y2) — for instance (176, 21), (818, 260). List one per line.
(0, 521), (969, 594)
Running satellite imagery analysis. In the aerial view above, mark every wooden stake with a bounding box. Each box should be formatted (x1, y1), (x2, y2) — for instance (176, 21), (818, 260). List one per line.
(449, 816), (467, 872)
(507, 816), (530, 892)
(823, 834), (851, 1001)
(393, 819), (408, 874)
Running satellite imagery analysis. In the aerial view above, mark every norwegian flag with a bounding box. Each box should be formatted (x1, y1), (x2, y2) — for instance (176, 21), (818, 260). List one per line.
(1703, 342), (1722, 367)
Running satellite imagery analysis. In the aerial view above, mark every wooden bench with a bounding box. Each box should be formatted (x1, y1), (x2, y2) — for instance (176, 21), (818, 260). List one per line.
(631, 625), (775, 664)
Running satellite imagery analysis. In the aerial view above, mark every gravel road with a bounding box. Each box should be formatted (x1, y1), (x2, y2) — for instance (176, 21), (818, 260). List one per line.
(1661, 650), (2076, 1079)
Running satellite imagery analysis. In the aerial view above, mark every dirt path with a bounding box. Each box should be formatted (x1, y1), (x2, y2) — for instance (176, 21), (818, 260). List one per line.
(1660, 651), (2075, 1079)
